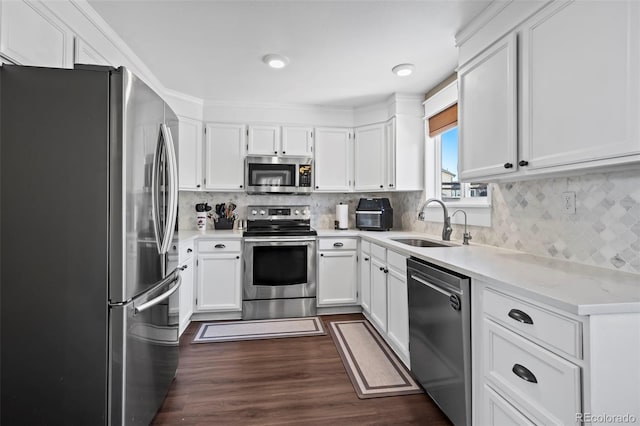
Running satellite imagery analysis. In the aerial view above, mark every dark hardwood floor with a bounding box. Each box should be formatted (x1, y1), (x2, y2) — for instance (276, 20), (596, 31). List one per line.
(152, 314), (451, 425)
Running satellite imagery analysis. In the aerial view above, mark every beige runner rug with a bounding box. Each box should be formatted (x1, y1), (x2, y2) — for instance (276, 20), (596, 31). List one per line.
(329, 320), (423, 399)
(193, 317), (326, 343)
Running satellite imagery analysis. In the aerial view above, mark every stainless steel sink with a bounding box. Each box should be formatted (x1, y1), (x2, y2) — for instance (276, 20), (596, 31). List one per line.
(391, 238), (451, 248)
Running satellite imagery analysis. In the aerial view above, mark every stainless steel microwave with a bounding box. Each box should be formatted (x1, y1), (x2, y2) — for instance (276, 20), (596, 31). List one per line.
(245, 156), (313, 194)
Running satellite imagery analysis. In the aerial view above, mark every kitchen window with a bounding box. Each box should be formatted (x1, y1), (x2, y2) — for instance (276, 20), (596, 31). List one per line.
(424, 78), (491, 227)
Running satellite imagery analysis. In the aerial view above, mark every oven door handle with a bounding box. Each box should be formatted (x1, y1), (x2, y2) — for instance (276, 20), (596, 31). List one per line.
(244, 237), (317, 243)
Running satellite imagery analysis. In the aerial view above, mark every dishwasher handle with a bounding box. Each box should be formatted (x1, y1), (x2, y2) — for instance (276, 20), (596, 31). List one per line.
(410, 273), (462, 311)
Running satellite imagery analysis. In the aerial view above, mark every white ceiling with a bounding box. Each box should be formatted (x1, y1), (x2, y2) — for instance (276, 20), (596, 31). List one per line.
(87, 0), (490, 107)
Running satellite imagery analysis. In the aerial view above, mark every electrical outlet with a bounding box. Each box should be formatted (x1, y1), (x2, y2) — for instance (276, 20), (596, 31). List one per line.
(562, 191), (576, 214)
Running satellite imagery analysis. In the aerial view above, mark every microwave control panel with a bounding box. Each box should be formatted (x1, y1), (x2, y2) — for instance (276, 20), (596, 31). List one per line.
(299, 165), (312, 187)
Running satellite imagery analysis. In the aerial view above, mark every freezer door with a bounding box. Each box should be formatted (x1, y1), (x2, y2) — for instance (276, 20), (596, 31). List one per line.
(110, 269), (181, 425)
(110, 68), (178, 303)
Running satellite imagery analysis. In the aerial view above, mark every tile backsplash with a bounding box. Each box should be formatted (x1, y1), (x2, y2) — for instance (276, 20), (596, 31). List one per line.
(178, 191), (392, 231)
(393, 170), (640, 274)
(179, 170), (639, 274)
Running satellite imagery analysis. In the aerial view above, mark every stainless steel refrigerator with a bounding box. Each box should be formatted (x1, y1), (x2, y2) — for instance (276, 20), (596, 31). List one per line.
(0, 65), (181, 425)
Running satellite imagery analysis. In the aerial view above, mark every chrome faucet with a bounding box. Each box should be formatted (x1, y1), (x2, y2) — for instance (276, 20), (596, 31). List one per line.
(418, 198), (452, 241)
(452, 209), (472, 245)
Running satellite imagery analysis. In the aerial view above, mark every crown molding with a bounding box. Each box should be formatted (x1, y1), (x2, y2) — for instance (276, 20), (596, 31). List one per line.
(455, 0), (513, 47)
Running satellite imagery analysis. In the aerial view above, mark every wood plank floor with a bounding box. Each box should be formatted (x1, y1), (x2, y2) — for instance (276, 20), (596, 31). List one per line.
(152, 314), (452, 425)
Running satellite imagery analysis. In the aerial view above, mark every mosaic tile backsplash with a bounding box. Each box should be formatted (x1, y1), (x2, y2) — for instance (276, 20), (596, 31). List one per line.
(179, 170), (639, 274)
(393, 170), (640, 274)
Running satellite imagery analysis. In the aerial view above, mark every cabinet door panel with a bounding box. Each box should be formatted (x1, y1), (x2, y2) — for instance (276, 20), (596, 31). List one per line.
(387, 267), (409, 363)
(196, 253), (242, 311)
(522, 1), (640, 169)
(282, 126), (313, 157)
(204, 123), (245, 191)
(360, 250), (372, 313)
(354, 124), (385, 191)
(318, 251), (357, 306)
(248, 125), (279, 155)
(370, 258), (388, 332)
(314, 127), (352, 191)
(178, 117), (203, 190)
(0, 1), (73, 68)
(458, 33), (518, 180)
(179, 256), (194, 336)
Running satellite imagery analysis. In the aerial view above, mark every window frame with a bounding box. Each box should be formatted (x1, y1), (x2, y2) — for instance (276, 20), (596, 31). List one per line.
(423, 81), (491, 227)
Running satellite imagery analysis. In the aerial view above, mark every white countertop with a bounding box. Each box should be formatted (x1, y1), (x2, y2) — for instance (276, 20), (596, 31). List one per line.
(180, 228), (640, 316)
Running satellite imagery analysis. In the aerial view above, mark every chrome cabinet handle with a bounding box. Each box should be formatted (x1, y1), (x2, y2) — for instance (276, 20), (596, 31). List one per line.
(512, 364), (538, 383)
(214, 244), (226, 249)
(508, 309), (533, 325)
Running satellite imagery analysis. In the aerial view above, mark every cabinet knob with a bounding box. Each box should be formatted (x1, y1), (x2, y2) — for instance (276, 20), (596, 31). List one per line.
(236, 255), (240, 259)
(379, 266), (384, 271)
(182, 264), (188, 270)
(320, 253), (324, 257)
(503, 163), (514, 169)
(518, 160), (529, 167)
(239, 185), (243, 188)
(315, 186), (319, 189)
(187, 248), (193, 253)
(384, 268), (389, 274)
(196, 184), (201, 188)
(364, 257), (369, 261)
(282, 151), (286, 154)
(389, 184), (394, 187)
(274, 151), (278, 154)
(379, 185), (383, 188)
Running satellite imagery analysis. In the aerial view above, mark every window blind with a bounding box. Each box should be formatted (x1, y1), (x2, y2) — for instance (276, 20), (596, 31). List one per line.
(428, 103), (457, 137)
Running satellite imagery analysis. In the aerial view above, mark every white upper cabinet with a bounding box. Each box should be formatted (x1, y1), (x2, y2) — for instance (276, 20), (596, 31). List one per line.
(458, 33), (518, 181)
(354, 123), (386, 191)
(314, 127), (352, 192)
(390, 115), (424, 190)
(74, 37), (110, 66)
(247, 125), (280, 155)
(178, 117), (204, 190)
(520, 0), (640, 171)
(457, 0), (640, 181)
(281, 126), (314, 157)
(0, 0), (73, 68)
(204, 123), (246, 191)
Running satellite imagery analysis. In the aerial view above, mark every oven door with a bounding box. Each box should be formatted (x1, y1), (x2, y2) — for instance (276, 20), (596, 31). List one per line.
(243, 237), (317, 299)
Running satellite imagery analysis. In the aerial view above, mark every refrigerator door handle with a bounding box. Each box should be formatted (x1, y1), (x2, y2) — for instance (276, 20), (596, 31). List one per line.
(151, 127), (164, 254)
(134, 274), (181, 315)
(159, 123), (178, 255)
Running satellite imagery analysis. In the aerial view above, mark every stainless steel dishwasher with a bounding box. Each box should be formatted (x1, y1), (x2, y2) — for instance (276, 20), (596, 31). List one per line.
(407, 257), (471, 426)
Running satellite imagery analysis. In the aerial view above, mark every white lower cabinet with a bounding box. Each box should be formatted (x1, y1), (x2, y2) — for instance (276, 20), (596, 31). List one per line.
(473, 280), (640, 426)
(359, 241), (372, 313)
(363, 242), (409, 366)
(178, 248), (194, 336)
(195, 240), (242, 312)
(317, 237), (358, 306)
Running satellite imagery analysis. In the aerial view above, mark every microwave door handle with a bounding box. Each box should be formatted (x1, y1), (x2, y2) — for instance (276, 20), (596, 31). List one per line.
(151, 128), (163, 254)
(159, 123), (178, 255)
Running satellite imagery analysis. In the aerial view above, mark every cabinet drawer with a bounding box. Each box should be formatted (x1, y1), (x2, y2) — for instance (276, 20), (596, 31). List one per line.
(318, 237), (357, 251)
(371, 243), (386, 261)
(197, 239), (242, 253)
(386, 250), (406, 274)
(483, 319), (581, 426)
(483, 385), (537, 426)
(483, 288), (582, 358)
(361, 240), (371, 253)
(180, 239), (195, 261)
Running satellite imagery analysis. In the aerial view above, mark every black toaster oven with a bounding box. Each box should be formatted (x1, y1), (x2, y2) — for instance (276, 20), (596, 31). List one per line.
(356, 198), (393, 231)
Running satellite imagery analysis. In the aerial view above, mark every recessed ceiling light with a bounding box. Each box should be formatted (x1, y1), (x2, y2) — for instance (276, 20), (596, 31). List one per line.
(263, 54), (289, 69)
(392, 63), (415, 77)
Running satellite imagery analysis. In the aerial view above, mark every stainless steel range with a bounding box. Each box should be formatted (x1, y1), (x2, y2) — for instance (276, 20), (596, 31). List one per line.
(242, 205), (317, 319)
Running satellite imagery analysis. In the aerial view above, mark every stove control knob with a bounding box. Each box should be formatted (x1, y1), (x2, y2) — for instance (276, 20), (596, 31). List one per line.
(259, 210), (266, 215)
(251, 209), (257, 215)
(294, 209), (300, 215)
(302, 209), (308, 215)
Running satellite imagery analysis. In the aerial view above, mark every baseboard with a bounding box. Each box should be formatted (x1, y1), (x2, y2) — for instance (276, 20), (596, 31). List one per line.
(191, 311), (242, 322)
(317, 305), (362, 315)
